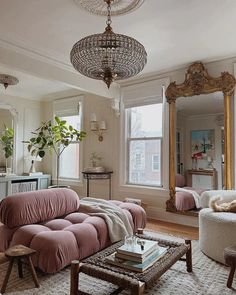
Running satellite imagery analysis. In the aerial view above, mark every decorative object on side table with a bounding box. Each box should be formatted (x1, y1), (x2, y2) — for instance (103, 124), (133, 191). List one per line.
(23, 116), (86, 187)
(0, 124), (14, 175)
(23, 155), (43, 176)
(84, 152), (106, 172)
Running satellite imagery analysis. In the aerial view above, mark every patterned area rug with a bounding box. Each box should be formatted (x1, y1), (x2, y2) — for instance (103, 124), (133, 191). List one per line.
(0, 234), (235, 295)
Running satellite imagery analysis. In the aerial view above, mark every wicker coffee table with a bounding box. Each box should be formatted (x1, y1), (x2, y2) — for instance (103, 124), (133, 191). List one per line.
(70, 234), (192, 295)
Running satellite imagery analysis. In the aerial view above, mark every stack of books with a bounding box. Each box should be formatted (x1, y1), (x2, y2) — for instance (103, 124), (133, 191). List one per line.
(106, 239), (167, 272)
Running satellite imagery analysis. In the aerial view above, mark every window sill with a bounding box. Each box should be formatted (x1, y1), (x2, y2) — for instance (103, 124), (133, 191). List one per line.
(119, 184), (168, 197)
(52, 178), (83, 187)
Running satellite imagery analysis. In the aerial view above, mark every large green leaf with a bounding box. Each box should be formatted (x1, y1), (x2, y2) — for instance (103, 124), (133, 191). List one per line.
(22, 116), (86, 168)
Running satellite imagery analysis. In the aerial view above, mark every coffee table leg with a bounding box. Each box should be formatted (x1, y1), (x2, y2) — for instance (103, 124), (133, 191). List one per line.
(71, 260), (80, 295)
(1, 258), (14, 294)
(185, 240), (192, 272)
(131, 282), (145, 295)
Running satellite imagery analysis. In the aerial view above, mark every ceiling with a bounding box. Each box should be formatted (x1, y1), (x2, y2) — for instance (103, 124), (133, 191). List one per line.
(0, 64), (72, 100)
(0, 0), (236, 97)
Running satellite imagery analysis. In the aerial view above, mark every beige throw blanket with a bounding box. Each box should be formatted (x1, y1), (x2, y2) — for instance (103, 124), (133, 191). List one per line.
(79, 198), (133, 243)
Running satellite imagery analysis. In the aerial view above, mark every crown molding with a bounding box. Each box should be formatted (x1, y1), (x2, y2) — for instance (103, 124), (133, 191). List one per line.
(0, 36), (73, 72)
(0, 39), (120, 99)
(119, 55), (236, 88)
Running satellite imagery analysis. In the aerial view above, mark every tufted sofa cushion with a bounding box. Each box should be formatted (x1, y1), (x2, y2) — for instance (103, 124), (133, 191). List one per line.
(0, 190), (146, 273)
(0, 188), (80, 228)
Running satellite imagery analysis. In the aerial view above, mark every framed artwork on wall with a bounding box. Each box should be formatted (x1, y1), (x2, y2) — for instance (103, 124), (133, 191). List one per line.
(191, 129), (215, 159)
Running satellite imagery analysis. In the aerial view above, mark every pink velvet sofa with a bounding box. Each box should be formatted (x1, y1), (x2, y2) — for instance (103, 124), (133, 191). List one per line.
(0, 188), (146, 273)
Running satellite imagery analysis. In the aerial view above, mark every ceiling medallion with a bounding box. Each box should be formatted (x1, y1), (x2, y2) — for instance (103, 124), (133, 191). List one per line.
(0, 74), (19, 89)
(74, 0), (145, 16)
(70, 0), (147, 88)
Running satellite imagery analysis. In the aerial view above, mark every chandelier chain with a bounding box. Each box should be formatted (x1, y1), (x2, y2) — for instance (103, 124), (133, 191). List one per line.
(106, 1), (112, 27)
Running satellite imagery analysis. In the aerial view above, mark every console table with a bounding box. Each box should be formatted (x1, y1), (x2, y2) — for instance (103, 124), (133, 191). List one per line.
(0, 174), (51, 200)
(187, 169), (217, 189)
(82, 171), (113, 200)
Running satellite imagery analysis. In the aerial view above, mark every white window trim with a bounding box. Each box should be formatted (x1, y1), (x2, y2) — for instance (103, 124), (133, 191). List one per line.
(119, 77), (170, 194)
(122, 103), (164, 188)
(52, 95), (84, 185)
(59, 141), (80, 180)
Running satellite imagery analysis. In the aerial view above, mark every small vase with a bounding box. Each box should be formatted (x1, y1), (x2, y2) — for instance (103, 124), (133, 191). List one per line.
(192, 159), (198, 170)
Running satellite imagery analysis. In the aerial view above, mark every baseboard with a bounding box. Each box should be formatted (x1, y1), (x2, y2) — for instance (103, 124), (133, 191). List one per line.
(146, 206), (199, 228)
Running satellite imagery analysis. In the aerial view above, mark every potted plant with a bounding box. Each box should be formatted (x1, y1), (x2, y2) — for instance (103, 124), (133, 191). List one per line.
(0, 125), (14, 173)
(23, 116), (86, 187)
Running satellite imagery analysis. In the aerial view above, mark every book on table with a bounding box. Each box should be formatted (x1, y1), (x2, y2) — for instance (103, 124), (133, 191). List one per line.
(106, 245), (167, 272)
(115, 251), (152, 263)
(116, 239), (158, 259)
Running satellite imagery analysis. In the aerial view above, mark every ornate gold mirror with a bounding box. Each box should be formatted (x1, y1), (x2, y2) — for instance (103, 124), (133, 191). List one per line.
(166, 62), (235, 215)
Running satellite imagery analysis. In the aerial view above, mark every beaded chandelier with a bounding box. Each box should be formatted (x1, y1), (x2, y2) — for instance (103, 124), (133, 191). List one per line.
(70, 0), (147, 88)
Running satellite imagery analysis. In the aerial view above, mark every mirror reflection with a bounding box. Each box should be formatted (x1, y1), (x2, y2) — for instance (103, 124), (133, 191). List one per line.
(175, 92), (224, 212)
(0, 109), (14, 174)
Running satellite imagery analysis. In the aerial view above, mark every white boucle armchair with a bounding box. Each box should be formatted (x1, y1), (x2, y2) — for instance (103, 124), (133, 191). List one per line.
(200, 190), (236, 208)
(199, 207), (236, 264)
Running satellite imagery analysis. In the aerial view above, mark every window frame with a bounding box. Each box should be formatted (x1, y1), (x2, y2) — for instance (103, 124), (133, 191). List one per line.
(126, 104), (163, 188)
(58, 141), (81, 181)
(152, 154), (160, 172)
(53, 96), (84, 185)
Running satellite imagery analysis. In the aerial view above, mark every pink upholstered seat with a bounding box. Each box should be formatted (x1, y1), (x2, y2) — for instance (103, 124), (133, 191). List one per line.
(175, 174), (206, 210)
(0, 189), (146, 273)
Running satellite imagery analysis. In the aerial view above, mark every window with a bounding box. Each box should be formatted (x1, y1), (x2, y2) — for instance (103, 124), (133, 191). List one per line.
(58, 114), (82, 180)
(126, 104), (162, 187)
(152, 154), (160, 171)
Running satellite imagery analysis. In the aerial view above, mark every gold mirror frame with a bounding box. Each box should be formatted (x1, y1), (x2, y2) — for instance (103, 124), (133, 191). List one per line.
(166, 62), (235, 214)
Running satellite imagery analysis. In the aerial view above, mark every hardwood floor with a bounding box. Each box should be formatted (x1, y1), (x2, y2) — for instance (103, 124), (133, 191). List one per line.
(146, 219), (199, 240)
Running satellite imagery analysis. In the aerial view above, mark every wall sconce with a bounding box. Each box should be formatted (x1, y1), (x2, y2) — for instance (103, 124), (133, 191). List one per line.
(90, 113), (107, 142)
